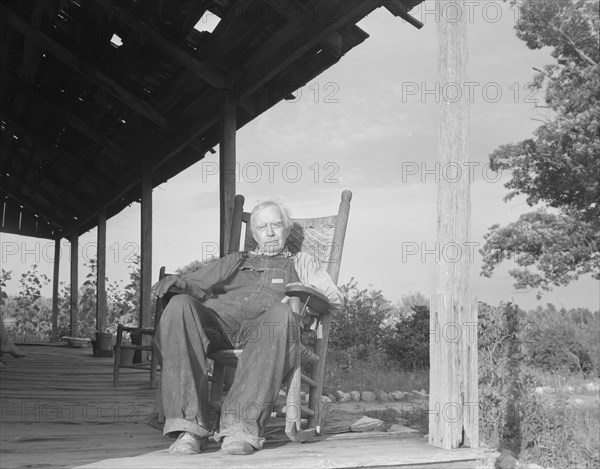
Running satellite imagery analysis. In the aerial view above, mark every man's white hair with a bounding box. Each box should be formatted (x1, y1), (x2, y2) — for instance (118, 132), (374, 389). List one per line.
(249, 199), (293, 236)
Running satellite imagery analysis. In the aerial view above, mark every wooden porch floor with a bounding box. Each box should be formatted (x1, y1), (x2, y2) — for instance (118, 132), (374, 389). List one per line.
(0, 345), (496, 469)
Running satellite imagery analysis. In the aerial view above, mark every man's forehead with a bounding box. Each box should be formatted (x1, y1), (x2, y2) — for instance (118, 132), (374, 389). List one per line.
(254, 205), (283, 222)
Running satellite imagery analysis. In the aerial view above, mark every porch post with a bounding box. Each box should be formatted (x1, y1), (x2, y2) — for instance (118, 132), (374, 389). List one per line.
(96, 207), (107, 333)
(429, 4), (478, 449)
(140, 165), (152, 329)
(51, 238), (60, 341)
(219, 93), (236, 257)
(69, 232), (79, 338)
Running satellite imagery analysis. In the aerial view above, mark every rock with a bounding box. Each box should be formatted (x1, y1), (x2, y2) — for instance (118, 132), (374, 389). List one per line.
(361, 391), (376, 402)
(390, 391), (406, 401)
(321, 395), (332, 403)
(564, 385), (575, 393)
(496, 449), (518, 469)
(327, 393), (336, 403)
(387, 423), (417, 433)
(350, 416), (384, 432)
(336, 390), (351, 402)
(583, 382), (600, 392)
(349, 391), (361, 402)
(377, 391), (391, 402)
(412, 389), (428, 398)
(519, 464), (543, 469)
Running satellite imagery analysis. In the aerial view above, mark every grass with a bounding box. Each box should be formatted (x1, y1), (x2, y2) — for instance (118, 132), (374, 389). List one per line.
(518, 369), (600, 468)
(324, 349), (599, 468)
(323, 349), (429, 395)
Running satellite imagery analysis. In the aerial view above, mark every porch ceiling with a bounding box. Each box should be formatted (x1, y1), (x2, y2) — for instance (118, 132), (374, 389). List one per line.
(0, 0), (423, 240)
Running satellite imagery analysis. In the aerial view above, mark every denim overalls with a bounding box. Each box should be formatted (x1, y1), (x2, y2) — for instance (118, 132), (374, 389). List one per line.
(157, 252), (302, 449)
(204, 252), (300, 346)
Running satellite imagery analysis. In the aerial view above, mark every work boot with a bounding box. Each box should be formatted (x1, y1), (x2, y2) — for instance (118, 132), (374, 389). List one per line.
(168, 432), (205, 455)
(221, 437), (254, 455)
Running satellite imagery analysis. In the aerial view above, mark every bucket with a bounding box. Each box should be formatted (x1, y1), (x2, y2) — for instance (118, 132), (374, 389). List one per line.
(95, 332), (113, 351)
(120, 348), (135, 365)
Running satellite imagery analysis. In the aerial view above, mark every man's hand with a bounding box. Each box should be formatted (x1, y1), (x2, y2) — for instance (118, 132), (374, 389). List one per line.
(152, 275), (185, 298)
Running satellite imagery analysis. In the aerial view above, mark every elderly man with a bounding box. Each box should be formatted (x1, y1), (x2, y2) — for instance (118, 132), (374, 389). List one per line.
(153, 200), (343, 456)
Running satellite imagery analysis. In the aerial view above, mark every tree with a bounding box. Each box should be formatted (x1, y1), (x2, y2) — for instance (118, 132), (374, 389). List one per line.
(78, 259), (98, 337)
(481, 0), (600, 295)
(386, 291), (429, 326)
(524, 304), (599, 375)
(0, 269), (10, 306)
(329, 278), (393, 361)
(11, 265), (50, 340)
(385, 304), (430, 370)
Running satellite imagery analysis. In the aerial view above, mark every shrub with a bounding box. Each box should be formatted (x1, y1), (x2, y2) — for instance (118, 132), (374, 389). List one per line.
(329, 278), (394, 361)
(384, 305), (429, 370)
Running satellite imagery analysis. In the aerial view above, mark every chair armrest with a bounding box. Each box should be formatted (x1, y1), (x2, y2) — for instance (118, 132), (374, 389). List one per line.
(285, 283), (330, 316)
(119, 326), (154, 335)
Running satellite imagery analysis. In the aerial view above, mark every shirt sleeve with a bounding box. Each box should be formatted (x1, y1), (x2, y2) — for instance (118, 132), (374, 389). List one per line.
(175, 253), (244, 300)
(293, 251), (344, 314)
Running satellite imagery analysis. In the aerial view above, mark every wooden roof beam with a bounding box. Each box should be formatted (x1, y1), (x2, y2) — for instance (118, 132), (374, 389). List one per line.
(263, 0), (371, 58)
(18, 1), (62, 83)
(240, 0), (381, 100)
(1, 184), (71, 231)
(263, 0), (346, 58)
(0, 108), (115, 190)
(92, 0), (232, 90)
(2, 67), (140, 167)
(0, 3), (171, 131)
(146, 1), (377, 175)
(0, 141), (97, 214)
(167, 1), (376, 160)
(384, 1), (424, 29)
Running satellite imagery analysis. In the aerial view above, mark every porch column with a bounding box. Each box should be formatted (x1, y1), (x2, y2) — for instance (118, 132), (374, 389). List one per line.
(429, 5), (478, 449)
(140, 165), (152, 329)
(96, 207), (107, 333)
(50, 238), (60, 341)
(69, 232), (78, 338)
(219, 93), (236, 257)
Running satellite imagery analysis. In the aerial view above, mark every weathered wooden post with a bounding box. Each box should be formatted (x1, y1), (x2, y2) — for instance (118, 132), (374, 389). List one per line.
(429, 2), (479, 449)
(69, 232), (78, 338)
(96, 206), (107, 333)
(50, 238), (60, 341)
(140, 165), (153, 330)
(219, 93), (236, 257)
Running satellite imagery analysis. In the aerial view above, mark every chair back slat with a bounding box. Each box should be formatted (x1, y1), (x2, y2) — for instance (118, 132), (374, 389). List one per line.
(233, 191), (352, 283)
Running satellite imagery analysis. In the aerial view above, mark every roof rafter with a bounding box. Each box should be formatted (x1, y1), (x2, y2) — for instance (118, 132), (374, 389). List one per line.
(0, 3), (171, 131)
(239, 0), (381, 100)
(92, 0), (233, 90)
(2, 67), (140, 167)
(384, 1), (424, 29)
(0, 140), (96, 214)
(0, 184), (71, 231)
(138, 0), (380, 176)
(0, 108), (115, 189)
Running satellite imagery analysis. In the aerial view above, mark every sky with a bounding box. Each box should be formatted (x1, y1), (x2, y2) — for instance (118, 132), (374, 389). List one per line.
(2, 1), (599, 313)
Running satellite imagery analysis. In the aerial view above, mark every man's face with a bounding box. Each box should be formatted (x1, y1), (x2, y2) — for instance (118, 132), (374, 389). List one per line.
(253, 205), (289, 256)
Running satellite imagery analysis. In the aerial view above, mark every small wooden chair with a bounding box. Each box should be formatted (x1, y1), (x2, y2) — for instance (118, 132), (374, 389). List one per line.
(112, 266), (165, 388)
